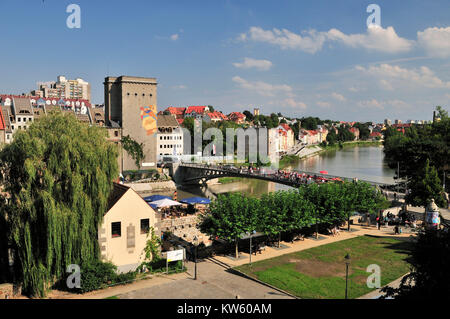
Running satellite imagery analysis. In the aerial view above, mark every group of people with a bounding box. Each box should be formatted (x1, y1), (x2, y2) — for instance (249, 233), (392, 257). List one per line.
(273, 170), (336, 185)
(328, 226), (341, 236)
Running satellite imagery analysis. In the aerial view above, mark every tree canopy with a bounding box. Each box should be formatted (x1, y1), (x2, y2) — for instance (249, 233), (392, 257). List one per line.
(383, 106), (449, 205)
(200, 181), (386, 257)
(0, 112), (119, 297)
(382, 228), (450, 299)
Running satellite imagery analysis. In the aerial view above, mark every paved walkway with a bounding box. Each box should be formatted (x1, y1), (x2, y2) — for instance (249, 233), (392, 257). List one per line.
(213, 222), (413, 268)
(67, 219), (413, 299)
(358, 274), (409, 299)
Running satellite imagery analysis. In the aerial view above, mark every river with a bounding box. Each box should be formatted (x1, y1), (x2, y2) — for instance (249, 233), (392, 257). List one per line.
(154, 145), (396, 199)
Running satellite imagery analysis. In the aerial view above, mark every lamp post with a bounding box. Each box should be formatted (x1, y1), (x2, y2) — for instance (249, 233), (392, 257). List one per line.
(344, 253), (351, 299)
(193, 236), (198, 280)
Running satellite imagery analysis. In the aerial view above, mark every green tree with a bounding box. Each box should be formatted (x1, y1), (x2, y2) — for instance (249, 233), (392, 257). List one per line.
(0, 112), (119, 297)
(326, 129), (338, 146)
(121, 135), (144, 169)
(200, 193), (256, 258)
(383, 106), (449, 193)
(243, 110), (254, 122)
(406, 159), (446, 207)
(382, 228), (450, 299)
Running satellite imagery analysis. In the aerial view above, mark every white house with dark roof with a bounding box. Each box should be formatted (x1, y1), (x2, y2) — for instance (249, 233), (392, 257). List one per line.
(99, 183), (158, 273)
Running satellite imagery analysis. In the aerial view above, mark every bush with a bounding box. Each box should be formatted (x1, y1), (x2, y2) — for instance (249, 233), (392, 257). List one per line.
(138, 259), (185, 274)
(57, 260), (137, 294)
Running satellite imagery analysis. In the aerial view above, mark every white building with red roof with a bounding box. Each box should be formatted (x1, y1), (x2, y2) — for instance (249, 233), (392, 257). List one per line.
(227, 112), (246, 124)
(184, 106), (210, 120)
(164, 106), (186, 119)
(203, 111), (228, 123)
(277, 123), (295, 151)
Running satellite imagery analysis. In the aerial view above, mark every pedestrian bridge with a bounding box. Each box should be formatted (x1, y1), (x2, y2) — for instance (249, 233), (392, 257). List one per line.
(167, 162), (395, 189)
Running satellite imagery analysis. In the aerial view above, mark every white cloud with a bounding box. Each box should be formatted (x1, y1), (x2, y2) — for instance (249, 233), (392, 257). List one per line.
(348, 87), (360, 92)
(232, 76), (292, 97)
(284, 98), (307, 109)
(417, 27), (450, 58)
(331, 92), (346, 102)
(316, 101), (331, 108)
(170, 34), (179, 41)
(357, 99), (385, 109)
(239, 25), (413, 54)
(172, 84), (187, 89)
(357, 99), (410, 110)
(356, 64), (450, 89)
(233, 57), (273, 71)
(239, 26), (327, 54)
(327, 25), (414, 53)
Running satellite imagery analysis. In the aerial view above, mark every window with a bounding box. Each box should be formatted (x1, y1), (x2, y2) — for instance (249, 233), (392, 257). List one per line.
(140, 219), (150, 234)
(111, 222), (121, 238)
(114, 130), (119, 137)
(18, 117), (21, 122)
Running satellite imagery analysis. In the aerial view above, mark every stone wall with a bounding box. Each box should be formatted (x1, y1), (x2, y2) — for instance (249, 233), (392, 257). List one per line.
(0, 283), (20, 299)
(157, 214), (212, 246)
(125, 180), (176, 193)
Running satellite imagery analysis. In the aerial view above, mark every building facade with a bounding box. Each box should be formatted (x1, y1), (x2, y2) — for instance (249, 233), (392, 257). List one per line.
(99, 183), (158, 273)
(104, 76), (158, 171)
(33, 76), (91, 101)
(157, 114), (184, 160)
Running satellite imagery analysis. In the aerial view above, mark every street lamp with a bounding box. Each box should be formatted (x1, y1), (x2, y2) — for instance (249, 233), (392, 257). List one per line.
(193, 236), (198, 280)
(344, 253), (351, 299)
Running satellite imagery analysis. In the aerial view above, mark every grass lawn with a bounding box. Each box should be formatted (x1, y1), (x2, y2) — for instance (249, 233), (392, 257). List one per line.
(235, 235), (413, 299)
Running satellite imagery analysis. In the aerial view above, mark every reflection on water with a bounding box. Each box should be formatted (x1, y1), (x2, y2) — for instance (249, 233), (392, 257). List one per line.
(151, 146), (395, 199)
(285, 146), (395, 184)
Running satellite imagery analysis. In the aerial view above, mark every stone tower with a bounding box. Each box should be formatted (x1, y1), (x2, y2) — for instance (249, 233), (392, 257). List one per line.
(104, 76), (158, 171)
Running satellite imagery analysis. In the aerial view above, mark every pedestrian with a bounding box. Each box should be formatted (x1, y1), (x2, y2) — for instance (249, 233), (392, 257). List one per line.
(394, 225), (399, 235)
(394, 192), (397, 201)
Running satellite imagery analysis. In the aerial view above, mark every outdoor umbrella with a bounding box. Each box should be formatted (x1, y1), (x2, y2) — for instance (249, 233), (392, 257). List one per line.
(180, 197), (211, 205)
(143, 195), (172, 202)
(150, 198), (182, 208)
(319, 170), (329, 174)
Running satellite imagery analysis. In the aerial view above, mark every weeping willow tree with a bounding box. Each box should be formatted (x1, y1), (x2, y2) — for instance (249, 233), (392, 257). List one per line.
(0, 112), (118, 297)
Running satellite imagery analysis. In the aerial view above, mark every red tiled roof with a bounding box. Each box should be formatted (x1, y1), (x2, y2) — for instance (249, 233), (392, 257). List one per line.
(186, 106), (208, 114)
(228, 112), (246, 120)
(370, 132), (382, 137)
(177, 118), (184, 125)
(279, 123), (292, 132)
(166, 107), (186, 115)
(207, 111), (228, 121)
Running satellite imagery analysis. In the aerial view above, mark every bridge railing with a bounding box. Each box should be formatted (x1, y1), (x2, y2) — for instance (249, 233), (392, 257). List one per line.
(179, 163), (394, 188)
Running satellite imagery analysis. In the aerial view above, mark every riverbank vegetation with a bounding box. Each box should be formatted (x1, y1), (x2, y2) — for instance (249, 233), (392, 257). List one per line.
(200, 181), (387, 259)
(383, 106), (449, 207)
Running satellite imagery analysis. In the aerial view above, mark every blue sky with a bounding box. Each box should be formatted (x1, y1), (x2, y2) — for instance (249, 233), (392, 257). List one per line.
(0, 0), (449, 122)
